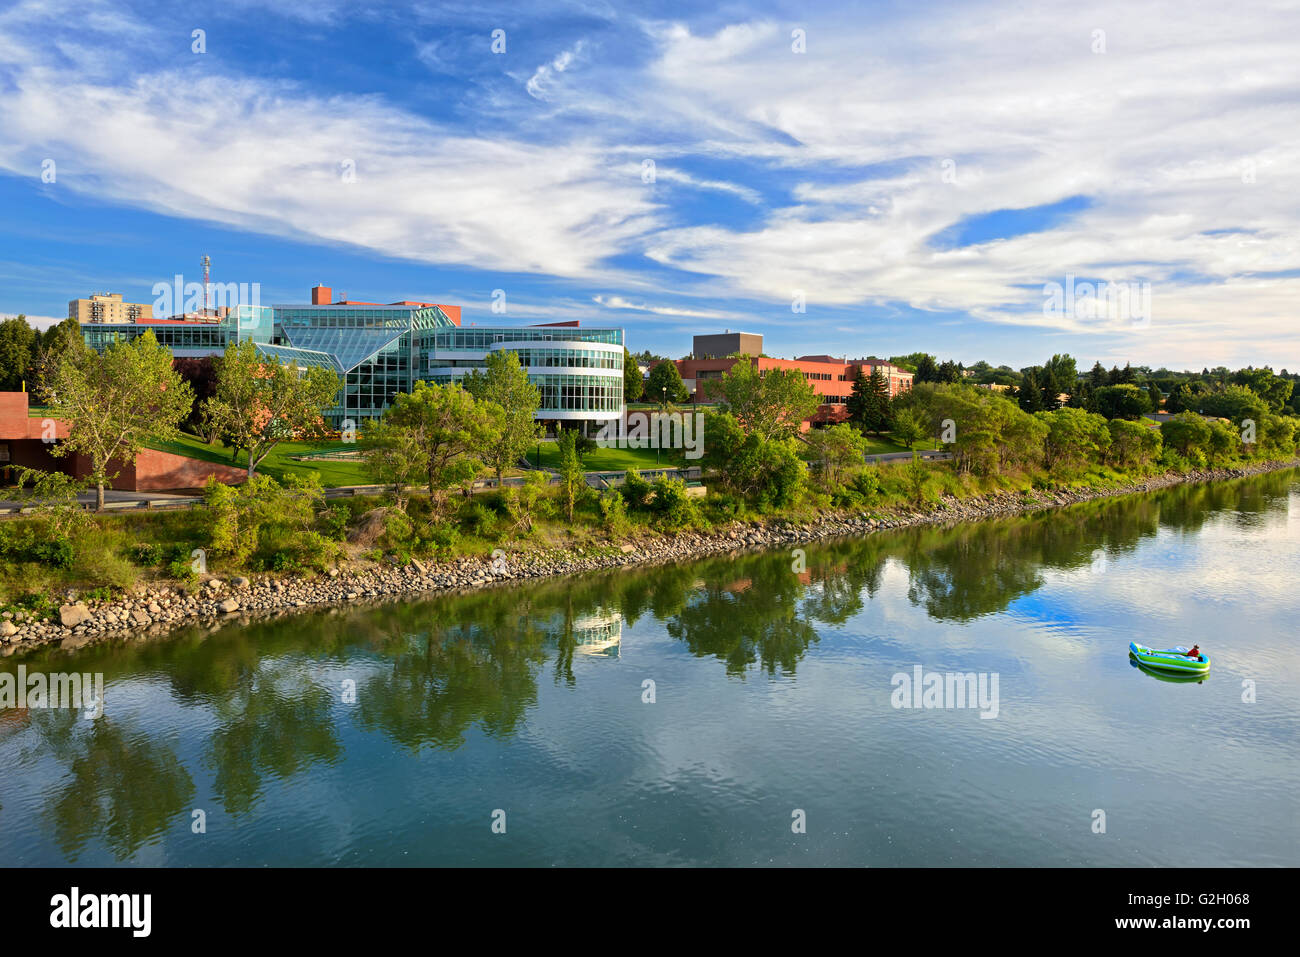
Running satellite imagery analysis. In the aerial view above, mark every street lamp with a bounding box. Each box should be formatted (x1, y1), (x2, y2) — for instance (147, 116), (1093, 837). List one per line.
(658, 386), (666, 465)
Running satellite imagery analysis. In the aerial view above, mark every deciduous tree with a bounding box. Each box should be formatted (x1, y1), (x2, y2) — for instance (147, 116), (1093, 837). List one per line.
(203, 339), (342, 478)
(45, 329), (193, 510)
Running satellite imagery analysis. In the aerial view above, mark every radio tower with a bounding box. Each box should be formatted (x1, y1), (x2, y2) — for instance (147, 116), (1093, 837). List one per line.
(201, 255), (211, 314)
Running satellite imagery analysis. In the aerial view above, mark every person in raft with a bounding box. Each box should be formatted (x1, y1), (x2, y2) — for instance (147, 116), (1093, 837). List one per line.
(1186, 645), (1201, 659)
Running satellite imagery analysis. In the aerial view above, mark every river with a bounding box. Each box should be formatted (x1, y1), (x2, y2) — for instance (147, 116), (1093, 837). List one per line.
(2, 470), (1297, 866)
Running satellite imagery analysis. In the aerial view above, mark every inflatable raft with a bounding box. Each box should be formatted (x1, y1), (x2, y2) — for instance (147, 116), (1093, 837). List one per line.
(1129, 642), (1210, 676)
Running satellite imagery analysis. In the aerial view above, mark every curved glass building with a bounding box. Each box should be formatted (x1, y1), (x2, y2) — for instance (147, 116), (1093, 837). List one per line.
(82, 286), (624, 431)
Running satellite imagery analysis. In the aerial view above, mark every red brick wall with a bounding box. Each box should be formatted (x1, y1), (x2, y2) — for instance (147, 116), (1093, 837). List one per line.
(1, 392), (246, 492)
(70, 449), (247, 492)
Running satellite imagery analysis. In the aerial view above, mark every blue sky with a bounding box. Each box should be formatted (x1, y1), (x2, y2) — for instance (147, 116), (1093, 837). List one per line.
(0, 0), (1297, 369)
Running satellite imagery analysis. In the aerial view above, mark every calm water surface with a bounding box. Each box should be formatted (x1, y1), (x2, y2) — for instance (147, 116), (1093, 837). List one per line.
(2, 471), (1298, 866)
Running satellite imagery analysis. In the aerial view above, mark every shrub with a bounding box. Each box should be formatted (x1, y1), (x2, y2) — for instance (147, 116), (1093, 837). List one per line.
(904, 455), (932, 505)
(32, 536), (76, 569)
(321, 504), (350, 541)
(851, 466), (881, 501)
(75, 536), (139, 591)
(621, 469), (653, 509)
(131, 542), (165, 566)
(650, 475), (700, 531)
(381, 508), (415, 551)
(422, 520), (461, 555)
(462, 500), (498, 538)
(598, 488), (630, 539)
(168, 554), (200, 584)
(503, 471), (549, 535)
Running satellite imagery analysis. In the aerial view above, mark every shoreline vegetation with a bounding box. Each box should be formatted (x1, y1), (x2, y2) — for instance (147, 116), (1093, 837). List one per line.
(2, 456), (1296, 659)
(5, 334), (1300, 658)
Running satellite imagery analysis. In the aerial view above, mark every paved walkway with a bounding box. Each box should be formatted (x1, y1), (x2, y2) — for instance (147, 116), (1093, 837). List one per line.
(863, 449), (952, 463)
(1, 453), (942, 512)
(0, 489), (200, 512)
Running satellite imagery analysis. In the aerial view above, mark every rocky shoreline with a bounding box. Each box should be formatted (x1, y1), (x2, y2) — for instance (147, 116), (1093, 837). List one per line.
(3, 458), (1296, 659)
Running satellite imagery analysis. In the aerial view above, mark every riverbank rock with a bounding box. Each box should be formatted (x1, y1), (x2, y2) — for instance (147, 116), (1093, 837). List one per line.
(58, 603), (91, 628)
(2, 457), (1293, 660)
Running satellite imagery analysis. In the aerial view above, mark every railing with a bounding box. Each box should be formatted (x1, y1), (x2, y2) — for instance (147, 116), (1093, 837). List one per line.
(0, 466), (707, 514)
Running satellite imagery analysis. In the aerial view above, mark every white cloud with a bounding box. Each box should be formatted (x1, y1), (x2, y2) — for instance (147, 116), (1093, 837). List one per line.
(0, 0), (1298, 365)
(592, 294), (746, 319)
(526, 41), (586, 99)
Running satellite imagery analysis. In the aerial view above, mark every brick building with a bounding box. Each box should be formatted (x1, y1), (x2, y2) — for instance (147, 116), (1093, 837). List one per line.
(672, 353), (913, 430)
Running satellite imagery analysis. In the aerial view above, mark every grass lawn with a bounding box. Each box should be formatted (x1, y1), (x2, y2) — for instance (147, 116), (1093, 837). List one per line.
(797, 433), (941, 459)
(527, 441), (689, 472)
(860, 434), (941, 454)
(148, 433), (371, 487)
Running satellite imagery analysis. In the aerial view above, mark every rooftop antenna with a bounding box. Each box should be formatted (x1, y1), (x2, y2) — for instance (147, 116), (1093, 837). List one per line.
(201, 255), (211, 314)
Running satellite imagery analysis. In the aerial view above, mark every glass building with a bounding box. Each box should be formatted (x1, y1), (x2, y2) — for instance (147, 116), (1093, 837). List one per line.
(81, 292), (624, 430)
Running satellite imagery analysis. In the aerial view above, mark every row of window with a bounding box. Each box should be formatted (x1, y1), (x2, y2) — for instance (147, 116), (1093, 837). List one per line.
(506, 348), (621, 370)
(426, 370), (622, 412)
(538, 379), (623, 412)
(431, 328), (623, 349)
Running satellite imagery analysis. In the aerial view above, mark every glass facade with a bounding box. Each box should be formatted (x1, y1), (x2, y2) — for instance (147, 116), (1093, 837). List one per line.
(82, 302), (624, 427)
(431, 328), (622, 348)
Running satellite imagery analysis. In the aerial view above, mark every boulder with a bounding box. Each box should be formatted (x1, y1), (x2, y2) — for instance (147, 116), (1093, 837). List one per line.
(59, 603), (92, 628)
(217, 598), (240, 614)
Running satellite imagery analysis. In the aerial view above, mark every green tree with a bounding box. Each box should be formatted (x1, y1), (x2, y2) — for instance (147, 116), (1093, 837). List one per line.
(1035, 407), (1111, 471)
(912, 354), (939, 383)
(382, 381), (504, 515)
(936, 359), (962, 384)
(1231, 366), (1293, 411)
(0, 316), (37, 392)
(1166, 381), (1198, 413)
(1067, 380), (1095, 411)
(1205, 419), (1241, 465)
(804, 423), (869, 487)
(1192, 384), (1268, 425)
(1160, 412), (1213, 459)
(463, 350), (543, 486)
(1094, 383), (1152, 420)
(1042, 354), (1077, 409)
(203, 339), (342, 478)
(44, 329), (194, 510)
(361, 417), (426, 510)
(556, 428), (587, 521)
(848, 366), (891, 435)
(700, 409), (807, 508)
(623, 348), (644, 403)
(31, 316), (89, 402)
(712, 360), (820, 442)
(1106, 419), (1162, 467)
(646, 360), (689, 405)
(890, 405), (927, 450)
(1016, 368), (1045, 412)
